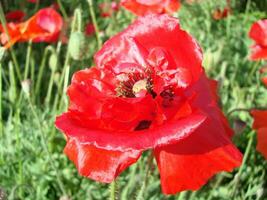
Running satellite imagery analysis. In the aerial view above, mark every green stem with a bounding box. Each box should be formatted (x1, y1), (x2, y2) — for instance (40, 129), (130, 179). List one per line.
(56, 9), (81, 111)
(45, 42), (62, 105)
(248, 61), (260, 80)
(33, 0), (40, 12)
(59, 65), (70, 110)
(23, 41), (32, 80)
(121, 164), (138, 199)
(87, 0), (102, 49)
(76, 9), (82, 32)
(177, 192), (188, 200)
(26, 96), (67, 196)
(0, 63), (2, 136)
(136, 152), (154, 200)
(0, 3), (22, 82)
(35, 46), (54, 98)
(56, 0), (68, 21)
(110, 181), (116, 200)
(230, 130), (255, 197)
(17, 41), (33, 105)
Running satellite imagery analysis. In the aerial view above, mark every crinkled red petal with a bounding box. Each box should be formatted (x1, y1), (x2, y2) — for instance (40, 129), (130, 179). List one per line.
(64, 138), (142, 183)
(94, 14), (203, 82)
(55, 111), (206, 151)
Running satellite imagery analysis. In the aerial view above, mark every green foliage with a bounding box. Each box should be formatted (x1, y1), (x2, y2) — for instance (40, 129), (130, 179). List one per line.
(0, 0), (267, 200)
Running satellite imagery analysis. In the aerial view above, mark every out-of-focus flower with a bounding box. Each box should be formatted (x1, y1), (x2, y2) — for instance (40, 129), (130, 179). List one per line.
(251, 110), (267, 160)
(51, 2), (60, 10)
(0, 8), (63, 48)
(121, 0), (180, 16)
(56, 14), (242, 194)
(260, 66), (267, 87)
(99, 1), (120, 18)
(261, 77), (267, 87)
(28, 0), (37, 3)
(5, 10), (25, 22)
(212, 7), (230, 20)
(249, 19), (267, 60)
(85, 23), (95, 36)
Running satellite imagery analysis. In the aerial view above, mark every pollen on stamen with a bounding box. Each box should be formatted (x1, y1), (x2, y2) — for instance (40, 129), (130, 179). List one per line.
(116, 72), (154, 98)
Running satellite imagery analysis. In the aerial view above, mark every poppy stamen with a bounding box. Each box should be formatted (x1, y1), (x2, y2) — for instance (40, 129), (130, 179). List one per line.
(116, 72), (154, 98)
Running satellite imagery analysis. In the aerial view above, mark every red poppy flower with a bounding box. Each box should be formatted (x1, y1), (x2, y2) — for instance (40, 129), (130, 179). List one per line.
(121, 0), (180, 16)
(261, 77), (267, 87)
(251, 110), (267, 160)
(28, 0), (37, 3)
(99, 1), (119, 18)
(85, 23), (95, 36)
(55, 14), (242, 194)
(249, 19), (267, 60)
(259, 66), (267, 87)
(0, 8), (63, 48)
(5, 10), (25, 22)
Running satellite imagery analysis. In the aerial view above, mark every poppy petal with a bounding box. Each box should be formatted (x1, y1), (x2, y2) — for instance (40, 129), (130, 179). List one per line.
(250, 45), (267, 60)
(256, 128), (267, 160)
(94, 14), (203, 82)
(64, 138), (142, 182)
(249, 19), (267, 47)
(55, 111), (206, 151)
(121, 0), (180, 16)
(251, 110), (267, 159)
(154, 118), (242, 194)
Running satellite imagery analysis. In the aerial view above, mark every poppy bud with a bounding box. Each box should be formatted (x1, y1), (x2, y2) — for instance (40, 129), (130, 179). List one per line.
(54, 72), (61, 86)
(69, 32), (88, 60)
(49, 53), (58, 71)
(21, 79), (31, 97)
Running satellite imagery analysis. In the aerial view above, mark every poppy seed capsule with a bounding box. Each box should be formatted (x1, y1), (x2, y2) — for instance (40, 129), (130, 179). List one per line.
(69, 32), (88, 60)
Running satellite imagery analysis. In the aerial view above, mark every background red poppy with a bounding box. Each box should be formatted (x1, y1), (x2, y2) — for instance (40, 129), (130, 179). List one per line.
(121, 0), (180, 16)
(251, 110), (267, 160)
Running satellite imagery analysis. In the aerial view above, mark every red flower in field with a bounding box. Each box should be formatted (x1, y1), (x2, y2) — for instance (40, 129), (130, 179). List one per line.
(0, 8), (63, 48)
(251, 110), (267, 160)
(121, 0), (180, 16)
(249, 19), (267, 60)
(261, 76), (267, 87)
(5, 10), (25, 22)
(55, 14), (242, 194)
(85, 23), (95, 36)
(28, 0), (37, 3)
(212, 7), (230, 20)
(99, 1), (119, 18)
(259, 66), (267, 87)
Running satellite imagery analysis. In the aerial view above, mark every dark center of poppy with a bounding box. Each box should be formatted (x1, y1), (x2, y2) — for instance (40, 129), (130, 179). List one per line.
(134, 120), (152, 131)
(116, 72), (155, 98)
(160, 85), (175, 107)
